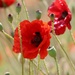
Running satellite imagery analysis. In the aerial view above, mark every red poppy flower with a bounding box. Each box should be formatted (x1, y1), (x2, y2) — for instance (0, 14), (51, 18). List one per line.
(0, 0), (15, 7)
(13, 20), (51, 59)
(48, 0), (72, 35)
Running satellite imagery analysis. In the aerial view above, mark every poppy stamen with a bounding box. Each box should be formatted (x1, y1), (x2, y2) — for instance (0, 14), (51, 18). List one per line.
(62, 11), (68, 18)
(31, 32), (42, 47)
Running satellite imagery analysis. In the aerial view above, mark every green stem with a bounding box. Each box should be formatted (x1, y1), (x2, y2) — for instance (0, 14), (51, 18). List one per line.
(16, 0), (28, 72)
(43, 60), (49, 75)
(54, 57), (60, 75)
(31, 60), (34, 75)
(53, 34), (75, 72)
(18, 17), (24, 75)
(42, 0), (48, 8)
(9, 22), (15, 32)
(31, 61), (46, 75)
(69, 30), (75, 44)
(2, 30), (19, 63)
(51, 19), (75, 72)
(29, 60), (31, 75)
(22, 56), (24, 75)
(0, 32), (18, 61)
(2, 30), (14, 40)
(38, 55), (40, 75)
(29, 60), (34, 75)
(1, 42), (20, 75)
(21, 0), (29, 20)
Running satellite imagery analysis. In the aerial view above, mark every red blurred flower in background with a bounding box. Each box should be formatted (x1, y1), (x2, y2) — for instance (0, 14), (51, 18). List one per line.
(0, 0), (15, 7)
(48, 0), (72, 35)
(13, 20), (51, 59)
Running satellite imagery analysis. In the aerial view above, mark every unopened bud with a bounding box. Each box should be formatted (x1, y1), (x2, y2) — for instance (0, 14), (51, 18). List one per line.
(36, 10), (42, 20)
(49, 14), (55, 22)
(0, 22), (3, 32)
(16, 3), (21, 14)
(5, 72), (10, 75)
(48, 46), (56, 59)
(8, 14), (13, 23)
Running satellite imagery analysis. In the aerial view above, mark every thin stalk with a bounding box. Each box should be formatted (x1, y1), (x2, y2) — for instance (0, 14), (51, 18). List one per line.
(43, 60), (49, 75)
(2, 30), (20, 63)
(9, 22), (15, 32)
(54, 35), (75, 70)
(51, 19), (75, 72)
(38, 55), (40, 75)
(2, 30), (14, 40)
(31, 60), (34, 75)
(29, 60), (31, 75)
(42, 0), (48, 8)
(53, 34), (75, 71)
(29, 60), (34, 75)
(1, 42), (19, 75)
(0, 35), (18, 62)
(69, 30), (75, 44)
(54, 57), (60, 75)
(15, 0), (27, 73)
(21, 0), (29, 20)
(31, 61), (46, 75)
(17, 15), (24, 75)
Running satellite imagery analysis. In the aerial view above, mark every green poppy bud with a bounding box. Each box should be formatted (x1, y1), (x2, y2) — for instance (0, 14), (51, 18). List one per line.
(5, 72), (10, 75)
(36, 10), (42, 20)
(8, 14), (13, 23)
(48, 46), (56, 59)
(16, 3), (21, 14)
(49, 14), (55, 22)
(0, 22), (3, 32)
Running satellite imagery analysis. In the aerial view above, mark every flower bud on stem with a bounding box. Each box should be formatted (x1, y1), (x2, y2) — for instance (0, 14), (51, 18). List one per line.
(8, 14), (15, 32)
(36, 10), (42, 20)
(8, 14), (13, 23)
(16, 3), (21, 15)
(48, 46), (60, 75)
(5, 72), (10, 75)
(0, 22), (3, 32)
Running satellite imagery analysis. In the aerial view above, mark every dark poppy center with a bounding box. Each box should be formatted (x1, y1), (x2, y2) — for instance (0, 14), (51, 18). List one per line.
(62, 11), (68, 18)
(31, 32), (42, 47)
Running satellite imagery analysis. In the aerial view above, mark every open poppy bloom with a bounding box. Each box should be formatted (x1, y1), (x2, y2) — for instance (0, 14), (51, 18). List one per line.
(48, 0), (72, 35)
(13, 20), (51, 59)
(0, 0), (15, 7)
